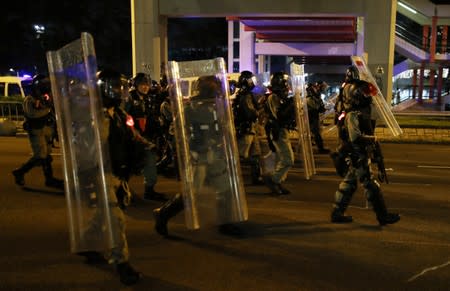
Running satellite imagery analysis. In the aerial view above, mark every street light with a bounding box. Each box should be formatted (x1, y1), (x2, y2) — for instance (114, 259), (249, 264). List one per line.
(33, 24), (45, 39)
(9, 68), (19, 77)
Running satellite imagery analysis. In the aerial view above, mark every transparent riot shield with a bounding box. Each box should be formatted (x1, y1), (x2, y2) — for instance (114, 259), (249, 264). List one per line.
(321, 92), (337, 122)
(46, 32), (119, 253)
(320, 92), (338, 134)
(290, 63), (316, 180)
(351, 56), (403, 136)
(167, 58), (248, 229)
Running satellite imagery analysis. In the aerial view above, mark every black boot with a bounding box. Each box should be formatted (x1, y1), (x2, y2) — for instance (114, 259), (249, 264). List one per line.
(218, 223), (245, 237)
(278, 183), (291, 195)
(12, 169), (26, 186)
(42, 156), (64, 190)
(76, 251), (107, 265)
(12, 157), (42, 186)
(250, 157), (264, 185)
(263, 175), (283, 195)
(377, 213), (401, 226)
(331, 189), (354, 223)
(369, 189), (400, 226)
(153, 193), (184, 236)
(331, 208), (353, 223)
(144, 185), (168, 201)
(116, 262), (141, 286)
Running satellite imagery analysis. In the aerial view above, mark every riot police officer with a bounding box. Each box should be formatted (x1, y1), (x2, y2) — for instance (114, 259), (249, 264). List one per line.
(158, 83), (178, 178)
(124, 73), (167, 201)
(306, 81), (329, 154)
(233, 70), (263, 185)
(12, 74), (64, 190)
(153, 75), (244, 237)
(76, 69), (144, 285)
(330, 66), (400, 226)
(263, 72), (295, 195)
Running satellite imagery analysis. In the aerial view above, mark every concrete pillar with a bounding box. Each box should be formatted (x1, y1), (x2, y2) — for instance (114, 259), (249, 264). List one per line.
(363, 0), (396, 104)
(257, 55), (265, 74)
(429, 15), (438, 101)
(437, 66), (443, 104)
(442, 26), (448, 54)
(228, 21), (235, 74)
(429, 16), (438, 63)
(418, 65), (424, 103)
(418, 25), (430, 103)
(239, 23), (255, 73)
(131, 0), (167, 79)
(356, 17), (365, 56)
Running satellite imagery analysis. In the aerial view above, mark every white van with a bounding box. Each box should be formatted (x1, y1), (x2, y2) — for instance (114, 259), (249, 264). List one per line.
(0, 76), (32, 98)
(177, 73), (241, 100)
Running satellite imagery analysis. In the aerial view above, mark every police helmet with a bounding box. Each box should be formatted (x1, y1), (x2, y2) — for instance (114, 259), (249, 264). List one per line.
(96, 69), (128, 108)
(132, 72), (151, 88)
(237, 70), (255, 91)
(315, 80), (329, 93)
(306, 82), (315, 95)
(270, 71), (289, 94)
(31, 74), (52, 100)
(345, 66), (359, 82)
(194, 75), (222, 98)
(228, 79), (238, 95)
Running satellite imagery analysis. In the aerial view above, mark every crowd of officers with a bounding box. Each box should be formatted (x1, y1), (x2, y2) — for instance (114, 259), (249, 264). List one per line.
(11, 65), (400, 286)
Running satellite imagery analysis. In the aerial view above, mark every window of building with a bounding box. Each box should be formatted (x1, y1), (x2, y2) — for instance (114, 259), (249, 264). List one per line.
(233, 42), (239, 58)
(233, 21), (240, 38)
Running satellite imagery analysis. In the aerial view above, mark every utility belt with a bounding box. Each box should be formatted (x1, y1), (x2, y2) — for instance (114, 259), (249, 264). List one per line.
(23, 114), (54, 131)
(236, 120), (255, 136)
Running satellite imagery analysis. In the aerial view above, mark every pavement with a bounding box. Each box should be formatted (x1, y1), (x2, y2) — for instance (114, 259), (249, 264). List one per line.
(1, 135), (449, 290)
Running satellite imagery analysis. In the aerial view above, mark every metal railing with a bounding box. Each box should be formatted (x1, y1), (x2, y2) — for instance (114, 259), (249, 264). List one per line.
(0, 101), (25, 130)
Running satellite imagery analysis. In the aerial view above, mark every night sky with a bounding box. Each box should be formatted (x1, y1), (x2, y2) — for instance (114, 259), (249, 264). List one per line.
(1, 1), (227, 78)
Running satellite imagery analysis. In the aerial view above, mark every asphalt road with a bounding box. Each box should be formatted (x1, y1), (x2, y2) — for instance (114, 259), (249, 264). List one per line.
(0, 136), (449, 291)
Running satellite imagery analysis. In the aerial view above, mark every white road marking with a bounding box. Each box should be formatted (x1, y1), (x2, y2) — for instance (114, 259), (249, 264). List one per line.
(417, 165), (450, 169)
(407, 260), (450, 282)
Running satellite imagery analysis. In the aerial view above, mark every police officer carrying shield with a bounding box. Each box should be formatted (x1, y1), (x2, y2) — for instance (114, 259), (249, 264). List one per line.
(330, 66), (400, 226)
(306, 81), (330, 154)
(158, 81), (178, 178)
(263, 72), (295, 195)
(124, 72), (167, 201)
(153, 75), (245, 237)
(233, 70), (263, 185)
(76, 69), (144, 285)
(12, 74), (64, 190)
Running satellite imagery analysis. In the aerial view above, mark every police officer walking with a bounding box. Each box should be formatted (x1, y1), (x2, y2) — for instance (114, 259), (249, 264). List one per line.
(153, 75), (245, 237)
(263, 72), (296, 195)
(158, 81), (178, 178)
(74, 69), (145, 285)
(233, 70), (263, 185)
(124, 73), (167, 201)
(330, 66), (400, 226)
(306, 81), (329, 154)
(12, 74), (64, 190)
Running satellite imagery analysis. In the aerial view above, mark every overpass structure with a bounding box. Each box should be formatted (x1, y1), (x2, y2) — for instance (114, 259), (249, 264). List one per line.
(130, 0), (449, 104)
